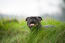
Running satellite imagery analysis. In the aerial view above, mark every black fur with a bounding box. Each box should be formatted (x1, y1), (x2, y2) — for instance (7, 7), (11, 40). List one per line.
(26, 16), (42, 30)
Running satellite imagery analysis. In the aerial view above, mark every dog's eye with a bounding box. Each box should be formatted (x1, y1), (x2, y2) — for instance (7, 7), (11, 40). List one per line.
(37, 17), (42, 21)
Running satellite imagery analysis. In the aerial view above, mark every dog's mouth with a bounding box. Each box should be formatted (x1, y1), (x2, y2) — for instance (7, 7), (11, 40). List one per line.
(29, 22), (35, 27)
(29, 22), (38, 27)
(30, 23), (35, 26)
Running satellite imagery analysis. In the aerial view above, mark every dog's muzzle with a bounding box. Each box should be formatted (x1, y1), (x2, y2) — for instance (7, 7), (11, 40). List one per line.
(29, 22), (38, 27)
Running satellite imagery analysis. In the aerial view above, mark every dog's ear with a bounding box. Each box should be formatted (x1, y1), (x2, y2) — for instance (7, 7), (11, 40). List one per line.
(37, 17), (42, 21)
(26, 17), (29, 21)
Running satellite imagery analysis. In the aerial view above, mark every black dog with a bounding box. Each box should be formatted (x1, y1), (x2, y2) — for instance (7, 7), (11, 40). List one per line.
(26, 16), (55, 30)
(26, 16), (42, 30)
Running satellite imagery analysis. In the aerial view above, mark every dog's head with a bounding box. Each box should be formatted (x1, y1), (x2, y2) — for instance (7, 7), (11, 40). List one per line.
(26, 16), (42, 28)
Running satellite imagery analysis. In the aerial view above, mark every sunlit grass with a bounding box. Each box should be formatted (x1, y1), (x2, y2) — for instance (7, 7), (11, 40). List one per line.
(0, 17), (65, 43)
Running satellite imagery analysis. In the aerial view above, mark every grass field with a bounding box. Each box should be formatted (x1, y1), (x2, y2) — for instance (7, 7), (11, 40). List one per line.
(0, 17), (65, 43)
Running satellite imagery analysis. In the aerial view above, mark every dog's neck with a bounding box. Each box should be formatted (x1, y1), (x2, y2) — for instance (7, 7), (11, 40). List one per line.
(37, 24), (41, 28)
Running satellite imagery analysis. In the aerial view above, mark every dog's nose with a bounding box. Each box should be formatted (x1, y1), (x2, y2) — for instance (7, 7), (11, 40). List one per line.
(31, 22), (34, 23)
(33, 19), (36, 22)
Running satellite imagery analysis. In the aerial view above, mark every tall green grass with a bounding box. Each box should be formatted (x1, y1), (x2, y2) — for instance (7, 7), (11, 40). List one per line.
(0, 18), (65, 43)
